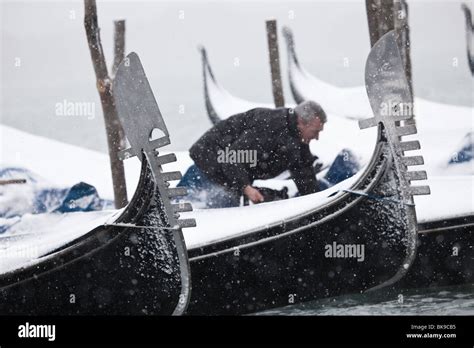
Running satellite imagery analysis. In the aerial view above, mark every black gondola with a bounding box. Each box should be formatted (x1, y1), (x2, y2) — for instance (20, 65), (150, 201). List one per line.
(0, 53), (195, 316)
(279, 26), (473, 292)
(181, 31), (458, 315)
(187, 29), (474, 314)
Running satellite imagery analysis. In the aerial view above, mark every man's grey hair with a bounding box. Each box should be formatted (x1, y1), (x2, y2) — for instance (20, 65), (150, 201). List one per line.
(294, 100), (327, 123)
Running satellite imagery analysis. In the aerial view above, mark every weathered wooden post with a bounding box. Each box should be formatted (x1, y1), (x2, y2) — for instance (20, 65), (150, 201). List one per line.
(394, 0), (413, 99)
(111, 20), (128, 153)
(112, 20), (126, 77)
(84, 0), (128, 208)
(366, 0), (394, 47)
(266, 19), (285, 107)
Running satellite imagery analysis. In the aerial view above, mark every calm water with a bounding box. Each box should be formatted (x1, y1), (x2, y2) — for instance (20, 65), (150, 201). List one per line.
(255, 284), (474, 315)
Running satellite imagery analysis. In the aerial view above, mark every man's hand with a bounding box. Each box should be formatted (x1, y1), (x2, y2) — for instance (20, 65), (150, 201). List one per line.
(243, 185), (264, 204)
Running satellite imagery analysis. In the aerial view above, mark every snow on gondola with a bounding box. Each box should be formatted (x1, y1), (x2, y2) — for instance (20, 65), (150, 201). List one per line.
(0, 53), (195, 316)
(199, 45), (275, 124)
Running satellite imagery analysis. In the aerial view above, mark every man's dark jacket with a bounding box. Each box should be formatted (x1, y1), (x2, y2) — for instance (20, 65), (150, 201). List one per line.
(189, 107), (319, 196)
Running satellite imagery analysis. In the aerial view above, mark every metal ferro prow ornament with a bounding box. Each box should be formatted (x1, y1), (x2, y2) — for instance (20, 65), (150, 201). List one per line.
(360, 30), (431, 290)
(113, 52), (196, 230)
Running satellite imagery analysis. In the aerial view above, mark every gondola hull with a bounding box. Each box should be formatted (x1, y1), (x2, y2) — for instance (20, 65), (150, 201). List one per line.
(400, 215), (474, 289)
(184, 130), (417, 315)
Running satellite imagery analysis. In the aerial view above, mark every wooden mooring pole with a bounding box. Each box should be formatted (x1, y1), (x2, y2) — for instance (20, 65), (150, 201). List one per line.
(266, 19), (285, 107)
(84, 0), (128, 208)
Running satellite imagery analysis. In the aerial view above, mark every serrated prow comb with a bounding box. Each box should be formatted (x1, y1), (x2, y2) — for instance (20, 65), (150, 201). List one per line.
(114, 52), (196, 230)
(361, 30), (430, 204)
